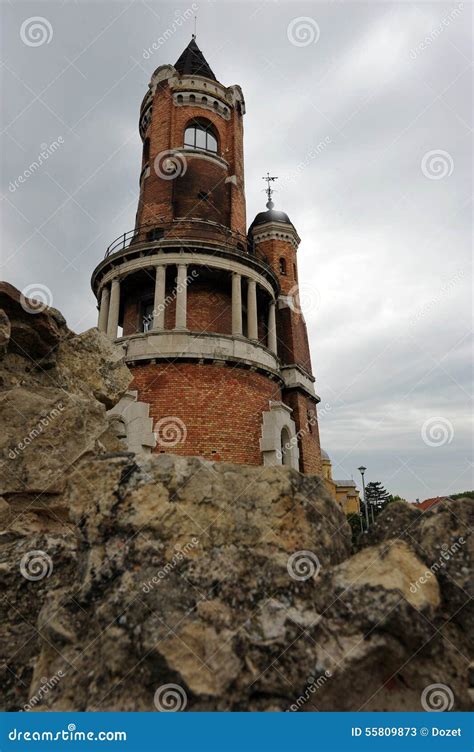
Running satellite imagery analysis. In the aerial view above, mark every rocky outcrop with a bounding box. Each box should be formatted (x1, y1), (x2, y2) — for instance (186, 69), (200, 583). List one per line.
(0, 284), (472, 712)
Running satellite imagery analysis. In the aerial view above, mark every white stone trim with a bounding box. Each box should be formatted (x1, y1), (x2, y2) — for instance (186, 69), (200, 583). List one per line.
(173, 91), (230, 120)
(100, 250), (275, 298)
(260, 401), (299, 470)
(108, 390), (156, 455)
(179, 149), (229, 170)
(280, 365), (316, 397)
(120, 331), (279, 374)
(252, 221), (300, 248)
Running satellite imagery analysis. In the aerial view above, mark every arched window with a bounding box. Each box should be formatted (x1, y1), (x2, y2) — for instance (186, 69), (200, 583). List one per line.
(143, 137), (150, 164)
(280, 427), (292, 466)
(279, 257), (287, 275)
(184, 119), (218, 154)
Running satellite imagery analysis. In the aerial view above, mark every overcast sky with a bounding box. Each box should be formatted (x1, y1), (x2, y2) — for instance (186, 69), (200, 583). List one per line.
(1, 0), (472, 501)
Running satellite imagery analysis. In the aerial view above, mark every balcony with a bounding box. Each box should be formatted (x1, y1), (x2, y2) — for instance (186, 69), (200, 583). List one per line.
(105, 219), (248, 258)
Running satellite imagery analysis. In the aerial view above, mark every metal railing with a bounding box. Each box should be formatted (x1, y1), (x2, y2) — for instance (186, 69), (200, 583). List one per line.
(104, 219), (249, 258)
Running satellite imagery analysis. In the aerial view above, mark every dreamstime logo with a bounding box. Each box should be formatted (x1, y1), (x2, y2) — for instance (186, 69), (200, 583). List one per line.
(421, 150), (454, 180)
(20, 550), (53, 581)
(287, 17), (320, 47)
(8, 401), (65, 459)
(409, 537), (465, 594)
(142, 537), (199, 592)
(24, 670), (65, 711)
(20, 284), (53, 314)
(142, 4), (198, 59)
(154, 683), (187, 712)
(409, 4), (464, 60)
(287, 283), (321, 315)
(154, 416), (187, 447)
(287, 550), (321, 581)
(280, 137), (332, 188)
(20, 17), (53, 47)
(154, 150), (187, 180)
(421, 683), (454, 712)
(9, 137), (65, 193)
(287, 670), (332, 711)
(421, 417), (454, 447)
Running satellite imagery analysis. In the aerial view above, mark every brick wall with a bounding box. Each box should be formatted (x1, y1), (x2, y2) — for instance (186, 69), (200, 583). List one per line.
(130, 362), (281, 465)
(137, 80), (246, 237)
(283, 390), (322, 475)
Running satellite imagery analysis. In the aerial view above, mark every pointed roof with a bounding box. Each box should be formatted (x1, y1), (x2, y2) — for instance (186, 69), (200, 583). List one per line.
(174, 37), (217, 81)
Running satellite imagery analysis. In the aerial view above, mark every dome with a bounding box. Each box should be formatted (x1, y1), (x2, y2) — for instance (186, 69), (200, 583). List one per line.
(249, 208), (292, 232)
(321, 449), (330, 461)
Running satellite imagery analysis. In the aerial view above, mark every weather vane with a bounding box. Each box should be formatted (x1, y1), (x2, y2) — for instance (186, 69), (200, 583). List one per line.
(262, 171), (278, 209)
(193, 16), (197, 38)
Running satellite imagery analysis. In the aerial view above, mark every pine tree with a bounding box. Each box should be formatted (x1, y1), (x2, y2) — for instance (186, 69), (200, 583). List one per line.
(365, 481), (390, 517)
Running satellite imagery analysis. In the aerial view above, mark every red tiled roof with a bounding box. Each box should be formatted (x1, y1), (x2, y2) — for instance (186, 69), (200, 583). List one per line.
(416, 496), (452, 511)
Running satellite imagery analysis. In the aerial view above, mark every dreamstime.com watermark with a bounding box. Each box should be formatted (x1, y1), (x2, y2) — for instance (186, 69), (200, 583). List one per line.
(421, 417), (454, 447)
(8, 725), (127, 742)
(142, 538), (199, 592)
(20, 550), (53, 581)
(20, 16), (53, 47)
(23, 671), (66, 711)
(409, 537), (465, 594)
(142, 4), (198, 59)
(421, 149), (454, 180)
(287, 670), (332, 711)
(421, 683), (455, 712)
(20, 283), (54, 314)
(409, 268), (464, 327)
(287, 550), (321, 581)
(8, 402), (65, 458)
(154, 149), (188, 180)
(277, 403), (330, 461)
(409, 4), (464, 60)
(153, 416), (187, 447)
(9, 138), (64, 192)
(280, 137), (332, 188)
(154, 683), (188, 711)
(287, 17), (320, 47)
(143, 268), (199, 331)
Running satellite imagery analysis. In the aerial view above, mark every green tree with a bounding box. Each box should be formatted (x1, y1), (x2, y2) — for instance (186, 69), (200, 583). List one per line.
(365, 481), (390, 518)
(450, 490), (474, 500)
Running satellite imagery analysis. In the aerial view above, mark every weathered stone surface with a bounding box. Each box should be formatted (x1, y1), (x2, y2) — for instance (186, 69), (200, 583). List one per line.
(0, 309), (10, 354)
(332, 540), (440, 610)
(0, 284), (471, 713)
(363, 498), (474, 631)
(55, 328), (132, 408)
(0, 287), (131, 500)
(0, 281), (66, 366)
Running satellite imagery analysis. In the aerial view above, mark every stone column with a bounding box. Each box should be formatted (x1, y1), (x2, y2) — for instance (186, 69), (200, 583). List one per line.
(175, 264), (188, 330)
(232, 272), (242, 336)
(98, 286), (110, 333)
(247, 278), (258, 340)
(153, 265), (166, 330)
(267, 299), (277, 353)
(107, 277), (120, 339)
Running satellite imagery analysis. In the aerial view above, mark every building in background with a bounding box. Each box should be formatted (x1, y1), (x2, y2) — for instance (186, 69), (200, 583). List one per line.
(321, 450), (361, 514)
(91, 38), (322, 474)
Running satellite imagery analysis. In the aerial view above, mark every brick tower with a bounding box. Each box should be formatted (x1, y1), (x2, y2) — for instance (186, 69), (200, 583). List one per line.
(91, 37), (322, 474)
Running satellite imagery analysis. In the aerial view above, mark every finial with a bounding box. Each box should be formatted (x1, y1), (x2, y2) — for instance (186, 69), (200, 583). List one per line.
(262, 171), (278, 210)
(193, 15), (197, 38)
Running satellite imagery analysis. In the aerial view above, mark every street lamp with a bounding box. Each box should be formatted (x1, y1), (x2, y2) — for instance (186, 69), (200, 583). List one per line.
(358, 466), (369, 532)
